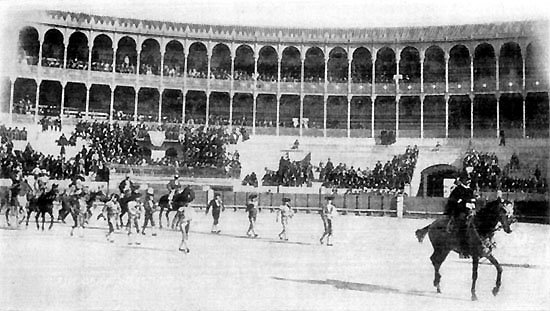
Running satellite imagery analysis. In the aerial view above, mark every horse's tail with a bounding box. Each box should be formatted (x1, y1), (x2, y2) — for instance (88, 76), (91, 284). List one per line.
(415, 225), (430, 243)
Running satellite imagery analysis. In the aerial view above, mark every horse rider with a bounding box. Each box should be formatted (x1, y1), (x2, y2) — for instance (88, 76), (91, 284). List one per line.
(34, 169), (50, 197)
(166, 174), (182, 203)
(445, 173), (476, 258)
(141, 187), (157, 236)
(118, 174), (135, 196)
(276, 197), (294, 241)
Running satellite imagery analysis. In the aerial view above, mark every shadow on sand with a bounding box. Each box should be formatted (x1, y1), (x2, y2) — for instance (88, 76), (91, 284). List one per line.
(194, 230), (314, 246)
(271, 277), (469, 301)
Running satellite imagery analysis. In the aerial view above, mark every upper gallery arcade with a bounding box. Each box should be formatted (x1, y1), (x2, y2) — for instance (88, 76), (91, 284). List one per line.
(4, 10), (549, 139)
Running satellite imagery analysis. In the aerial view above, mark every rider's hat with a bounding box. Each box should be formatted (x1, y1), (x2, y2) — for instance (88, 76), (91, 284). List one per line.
(325, 195), (335, 200)
(458, 173), (471, 184)
(248, 193), (258, 200)
(174, 174), (179, 179)
(147, 188), (154, 194)
(282, 197), (291, 203)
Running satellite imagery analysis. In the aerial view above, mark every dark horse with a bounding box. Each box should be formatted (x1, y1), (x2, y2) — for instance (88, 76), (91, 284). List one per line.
(119, 189), (142, 227)
(3, 179), (33, 227)
(26, 184), (59, 230)
(158, 186), (195, 229)
(415, 199), (515, 301)
(59, 189), (109, 224)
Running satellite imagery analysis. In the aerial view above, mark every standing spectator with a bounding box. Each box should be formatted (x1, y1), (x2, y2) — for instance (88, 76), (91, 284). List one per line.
(499, 130), (506, 146)
(141, 188), (157, 236)
(245, 194), (259, 238)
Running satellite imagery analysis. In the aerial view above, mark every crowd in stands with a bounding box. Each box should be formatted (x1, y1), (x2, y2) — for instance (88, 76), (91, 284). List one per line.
(1, 126), (27, 142)
(257, 146), (419, 191)
(67, 58), (88, 70)
(139, 63), (160, 75)
(462, 149), (547, 193)
(116, 63), (136, 74)
(13, 96), (34, 114)
(0, 140), (109, 182)
(39, 117), (62, 132)
(163, 65), (184, 77)
(91, 61), (113, 72)
(41, 57), (62, 68)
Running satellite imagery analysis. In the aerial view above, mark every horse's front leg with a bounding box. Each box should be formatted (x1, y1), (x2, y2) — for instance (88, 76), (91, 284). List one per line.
(486, 254), (503, 296)
(35, 212), (40, 230)
(430, 249), (449, 293)
(48, 210), (54, 230)
(471, 256), (479, 301)
(5, 207), (11, 226)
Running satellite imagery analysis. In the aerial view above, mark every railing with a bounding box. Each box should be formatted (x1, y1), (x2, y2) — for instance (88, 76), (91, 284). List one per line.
(256, 80), (277, 92)
(375, 83), (396, 95)
(350, 83), (372, 95)
(448, 81), (470, 93)
(110, 164), (240, 179)
(423, 82), (446, 95)
(399, 82), (421, 94)
(302, 82), (324, 94)
(279, 82), (300, 93)
(326, 82), (348, 95)
(233, 80), (255, 93)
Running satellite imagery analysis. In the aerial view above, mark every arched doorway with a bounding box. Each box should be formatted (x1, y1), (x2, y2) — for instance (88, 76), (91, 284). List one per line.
(420, 164), (460, 197)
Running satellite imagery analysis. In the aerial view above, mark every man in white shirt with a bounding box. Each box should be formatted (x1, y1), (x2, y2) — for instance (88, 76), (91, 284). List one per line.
(320, 195), (337, 246)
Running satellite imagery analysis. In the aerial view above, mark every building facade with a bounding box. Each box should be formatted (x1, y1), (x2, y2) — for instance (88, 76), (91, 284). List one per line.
(3, 11), (549, 139)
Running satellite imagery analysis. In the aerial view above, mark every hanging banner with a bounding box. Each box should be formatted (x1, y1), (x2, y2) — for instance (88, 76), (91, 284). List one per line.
(148, 131), (166, 147)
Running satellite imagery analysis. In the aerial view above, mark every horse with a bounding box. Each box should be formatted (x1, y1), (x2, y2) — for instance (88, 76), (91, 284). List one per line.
(3, 179), (33, 227)
(119, 189), (142, 228)
(59, 189), (108, 224)
(27, 184), (59, 230)
(158, 186), (195, 229)
(415, 199), (515, 301)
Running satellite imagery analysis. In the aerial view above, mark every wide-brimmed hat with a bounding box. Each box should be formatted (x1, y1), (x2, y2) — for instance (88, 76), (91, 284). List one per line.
(248, 194), (258, 199)
(325, 195), (335, 200)
(282, 197), (291, 203)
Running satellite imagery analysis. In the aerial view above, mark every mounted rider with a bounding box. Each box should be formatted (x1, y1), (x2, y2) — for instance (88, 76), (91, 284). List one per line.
(119, 174), (135, 196)
(445, 173), (476, 257)
(34, 169), (50, 197)
(166, 174), (182, 202)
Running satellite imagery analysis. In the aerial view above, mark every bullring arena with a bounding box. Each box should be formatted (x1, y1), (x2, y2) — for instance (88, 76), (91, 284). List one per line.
(0, 2), (549, 310)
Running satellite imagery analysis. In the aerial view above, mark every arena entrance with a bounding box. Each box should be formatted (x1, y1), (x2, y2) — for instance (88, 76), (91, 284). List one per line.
(419, 164), (459, 197)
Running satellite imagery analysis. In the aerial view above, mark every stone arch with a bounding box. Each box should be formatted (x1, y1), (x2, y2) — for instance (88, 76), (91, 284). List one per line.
(116, 36), (137, 73)
(304, 46), (325, 82)
(281, 46), (301, 82)
(67, 31), (89, 69)
(328, 46), (348, 82)
(449, 44), (470, 83)
(17, 26), (40, 65)
(351, 47), (372, 83)
(424, 45), (445, 83)
(140, 38), (161, 75)
(399, 46), (420, 82)
(375, 47), (396, 83)
(41, 28), (65, 67)
(211, 43), (231, 79)
(258, 45), (278, 81)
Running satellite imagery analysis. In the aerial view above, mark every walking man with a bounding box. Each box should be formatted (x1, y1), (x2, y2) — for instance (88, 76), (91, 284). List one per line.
(127, 195), (143, 245)
(245, 194), (259, 238)
(320, 195), (337, 246)
(205, 193), (224, 233)
(179, 203), (195, 253)
(276, 197), (294, 241)
(142, 187), (157, 236)
(103, 193), (120, 242)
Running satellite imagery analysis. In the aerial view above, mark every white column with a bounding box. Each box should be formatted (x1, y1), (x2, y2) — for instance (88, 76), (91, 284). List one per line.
(396, 95), (400, 139)
(205, 91), (210, 126)
(181, 90), (186, 124)
(299, 94), (304, 137)
(158, 88), (163, 124)
(252, 93), (257, 135)
(470, 57), (474, 92)
(276, 94), (280, 136)
(300, 56), (304, 137)
(347, 95), (351, 138)
(134, 87), (138, 122)
(60, 81), (66, 118)
(470, 94), (474, 139)
(420, 95), (424, 139)
(445, 53), (449, 93)
(229, 92), (233, 131)
(371, 53), (376, 138)
(110, 85), (115, 124)
(35, 80), (41, 123)
(445, 94), (449, 138)
(323, 94), (327, 137)
(85, 84), (90, 118)
(9, 78), (14, 124)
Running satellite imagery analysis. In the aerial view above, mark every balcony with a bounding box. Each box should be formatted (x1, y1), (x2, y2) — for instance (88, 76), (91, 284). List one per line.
(65, 68), (88, 83)
(303, 82), (324, 95)
(186, 77), (208, 90)
(233, 80), (255, 93)
(350, 83), (372, 95)
(399, 82), (421, 95)
(256, 80), (277, 93)
(210, 79), (232, 92)
(162, 76), (185, 89)
(448, 81), (470, 94)
(113, 72), (138, 86)
(15, 63), (38, 78)
(279, 81), (300, 94)
(375, 83), (396, 95)
(41, 66), (65, 80)
(90, 70), (114, 83)
(422, 82), (445, 95)
(474, 77), (496, 92)
(326, 82), (348, 95)
(137, 74), (161, 87)
(525, 78), (549, 93)
(499, 79), (522, 93)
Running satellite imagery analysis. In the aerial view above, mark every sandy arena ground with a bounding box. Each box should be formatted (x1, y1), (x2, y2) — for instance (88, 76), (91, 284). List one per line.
(0, 207), (549, 311)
